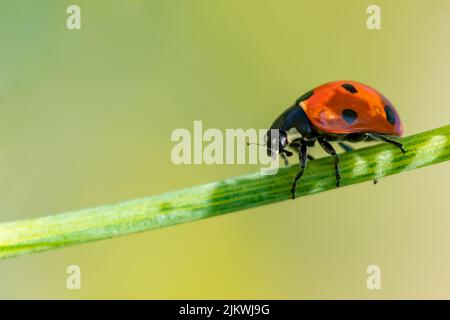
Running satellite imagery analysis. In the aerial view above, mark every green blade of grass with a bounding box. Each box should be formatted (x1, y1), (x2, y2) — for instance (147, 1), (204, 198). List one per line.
(0, 125), (449, 260)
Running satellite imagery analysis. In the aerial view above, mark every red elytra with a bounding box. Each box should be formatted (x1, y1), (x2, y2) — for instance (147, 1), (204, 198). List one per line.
(301, 80), (403, 136)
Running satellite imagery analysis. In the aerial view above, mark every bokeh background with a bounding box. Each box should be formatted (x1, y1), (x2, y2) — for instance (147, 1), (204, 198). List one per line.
(0, 0), (449, 299)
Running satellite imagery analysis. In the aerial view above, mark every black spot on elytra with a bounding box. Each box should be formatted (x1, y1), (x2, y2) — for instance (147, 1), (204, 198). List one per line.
(342, 83), (358, 94)
(296, 90), (314, 104)
(342, 109), (358, 124)
(384, 105), (396, 125)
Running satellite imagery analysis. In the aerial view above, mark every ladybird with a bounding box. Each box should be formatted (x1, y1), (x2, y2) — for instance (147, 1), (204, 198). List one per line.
(266, 80), (405, 199)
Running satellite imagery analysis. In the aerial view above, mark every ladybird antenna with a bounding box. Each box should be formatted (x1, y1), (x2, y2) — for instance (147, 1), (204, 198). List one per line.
(246, 141), (266, 147)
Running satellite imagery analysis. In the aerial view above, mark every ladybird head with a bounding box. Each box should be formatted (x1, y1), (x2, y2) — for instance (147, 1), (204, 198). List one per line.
(265, 129), (288, 160)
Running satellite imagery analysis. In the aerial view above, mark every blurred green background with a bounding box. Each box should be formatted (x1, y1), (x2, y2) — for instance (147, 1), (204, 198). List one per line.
(0, 0), (449, 299)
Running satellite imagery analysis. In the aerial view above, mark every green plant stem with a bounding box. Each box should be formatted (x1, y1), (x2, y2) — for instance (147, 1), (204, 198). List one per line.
(0, 125), (449, 260)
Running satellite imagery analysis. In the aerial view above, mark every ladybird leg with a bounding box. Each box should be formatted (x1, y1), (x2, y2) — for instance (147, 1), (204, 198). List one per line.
(289, 140), (301, 150)
(289, 140), (315, 160)
(338, 142), (354, 153)
(305, 140), (316, 147)
(281, 153), (289, 166)
(291, 141), (308, 199)
(318, 139), (341, 187)
(288, 149), (315, 160)
(368, 133), (406, 153)
(289, 147), (315, 160)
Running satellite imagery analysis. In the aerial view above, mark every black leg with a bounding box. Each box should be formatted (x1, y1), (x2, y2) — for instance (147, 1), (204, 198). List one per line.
(291, 141), (308, 199)
(318, 138), (341, 187)
(368, 133), (406, 153)
(289, 140), (301, 151)
(281, 153), (289, 166)
(338, 142), (354, 153)
(289, 140), (315, 160)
